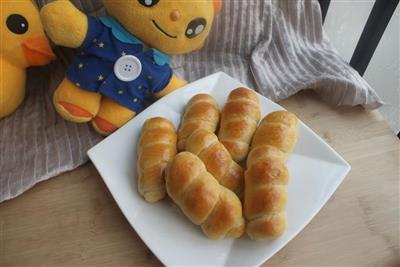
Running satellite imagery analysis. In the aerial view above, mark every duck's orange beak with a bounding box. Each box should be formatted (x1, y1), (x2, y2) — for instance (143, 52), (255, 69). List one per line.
(22, 36), (56, 66)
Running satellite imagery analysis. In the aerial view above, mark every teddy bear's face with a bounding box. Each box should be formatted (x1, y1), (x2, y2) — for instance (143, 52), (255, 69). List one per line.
(104, 0), (218, 55)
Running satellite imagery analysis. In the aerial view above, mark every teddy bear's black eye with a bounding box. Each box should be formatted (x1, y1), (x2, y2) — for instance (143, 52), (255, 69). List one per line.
(6, 14), (29, 35)
(185, 18), (207, 39)
(138, 0), (160, 7)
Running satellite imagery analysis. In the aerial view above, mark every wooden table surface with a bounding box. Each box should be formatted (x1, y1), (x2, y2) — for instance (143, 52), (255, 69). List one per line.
(1, 91), (399, 267)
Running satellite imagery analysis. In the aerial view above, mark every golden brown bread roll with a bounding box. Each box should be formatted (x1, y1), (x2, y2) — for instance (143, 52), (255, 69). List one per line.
(245, 145), (289, 240)
(166, 152), (245, 239)
(245, 111), (299, 240)
(137, 117), (177, 203)
(177, 94), (220, 151)
(251, 110), (299, 158)
(185, 129), (244, 197)
(218, 88), (261, 162)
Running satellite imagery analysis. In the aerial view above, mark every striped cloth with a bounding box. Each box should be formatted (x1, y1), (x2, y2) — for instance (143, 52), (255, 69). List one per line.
(0, 0), (382, 202)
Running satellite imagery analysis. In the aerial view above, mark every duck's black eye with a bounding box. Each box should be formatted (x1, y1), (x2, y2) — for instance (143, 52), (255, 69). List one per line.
(6, 14), (29, 35)
(138, 0), (160, 7)
(185, 18), (206, 39)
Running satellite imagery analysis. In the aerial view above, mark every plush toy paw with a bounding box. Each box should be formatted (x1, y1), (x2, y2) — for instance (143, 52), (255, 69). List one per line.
(91, 97), (136, 136)
(53, 80), (135, 135)
(154, 75), (188, 98)
(40, 0), (88, 48)
(53, 78), (101, 123)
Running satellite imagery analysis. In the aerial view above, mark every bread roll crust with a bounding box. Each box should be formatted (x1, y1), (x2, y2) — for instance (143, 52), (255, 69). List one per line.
(186, 129), (244, 197)
(245, 111), (298, 240)
(246, 213), (287, 240)
(251, 111), (298, 156)
(166, 152), (245, 239)
(137, 117), (177, 203)
(218, 88), (260, 162)
(177, 94), (220, 151)
(201, 187), (245, 239)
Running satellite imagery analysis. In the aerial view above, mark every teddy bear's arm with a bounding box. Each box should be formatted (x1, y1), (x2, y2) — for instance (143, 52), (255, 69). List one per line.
(40, 0), (88, 48)
(154, 74), (188, 98)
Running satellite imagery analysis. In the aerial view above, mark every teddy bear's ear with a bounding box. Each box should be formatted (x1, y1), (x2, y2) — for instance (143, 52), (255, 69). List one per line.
(213, 0), (223, 14)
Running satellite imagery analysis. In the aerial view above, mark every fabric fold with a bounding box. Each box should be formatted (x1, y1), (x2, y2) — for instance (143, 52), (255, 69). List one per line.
(0, 0), (383, 202)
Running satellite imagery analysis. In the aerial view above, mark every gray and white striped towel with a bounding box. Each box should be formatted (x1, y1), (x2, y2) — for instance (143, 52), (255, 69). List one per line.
(0, 0), (383, 202)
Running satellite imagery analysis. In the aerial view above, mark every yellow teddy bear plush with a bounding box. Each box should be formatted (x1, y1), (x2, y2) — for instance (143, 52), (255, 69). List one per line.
(40, 0), (222, 135)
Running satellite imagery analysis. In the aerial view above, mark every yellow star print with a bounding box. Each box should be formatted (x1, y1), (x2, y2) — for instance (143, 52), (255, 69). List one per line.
(98, 74), (104, 81)
(98, 42), (104, 48)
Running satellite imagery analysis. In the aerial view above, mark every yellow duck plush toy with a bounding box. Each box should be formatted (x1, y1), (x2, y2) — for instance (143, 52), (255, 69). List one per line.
(0, 0), (56, 119)
(40, 0), (222, 135)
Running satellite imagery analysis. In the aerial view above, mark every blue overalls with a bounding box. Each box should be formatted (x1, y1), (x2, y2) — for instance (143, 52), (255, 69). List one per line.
(66, 16), (173, 112)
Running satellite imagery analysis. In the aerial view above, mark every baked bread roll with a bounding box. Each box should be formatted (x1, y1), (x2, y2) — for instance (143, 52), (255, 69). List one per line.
(245, 145), (289, 240)
(218, 88), (260, 162)
(177, 94), (220, 151)
(186, 129), (244, 197)
(251, 110), (299, 158)
(166, 152), (245, 239)
(137, 117), (177, 203)
(245, 111), (298, 240)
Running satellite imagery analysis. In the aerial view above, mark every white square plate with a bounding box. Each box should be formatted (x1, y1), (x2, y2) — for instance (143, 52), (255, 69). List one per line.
(88, 72), (351, 267)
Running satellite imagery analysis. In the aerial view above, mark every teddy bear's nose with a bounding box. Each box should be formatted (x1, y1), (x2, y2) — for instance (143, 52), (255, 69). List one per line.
(170, 10), (181, 21)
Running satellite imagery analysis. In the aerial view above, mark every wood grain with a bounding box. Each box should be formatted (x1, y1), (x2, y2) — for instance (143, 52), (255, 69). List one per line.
(1, 91), (399, 266)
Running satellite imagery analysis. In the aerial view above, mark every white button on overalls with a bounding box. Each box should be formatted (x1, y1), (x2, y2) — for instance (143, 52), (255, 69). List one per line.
(114, 55), (142, 82)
